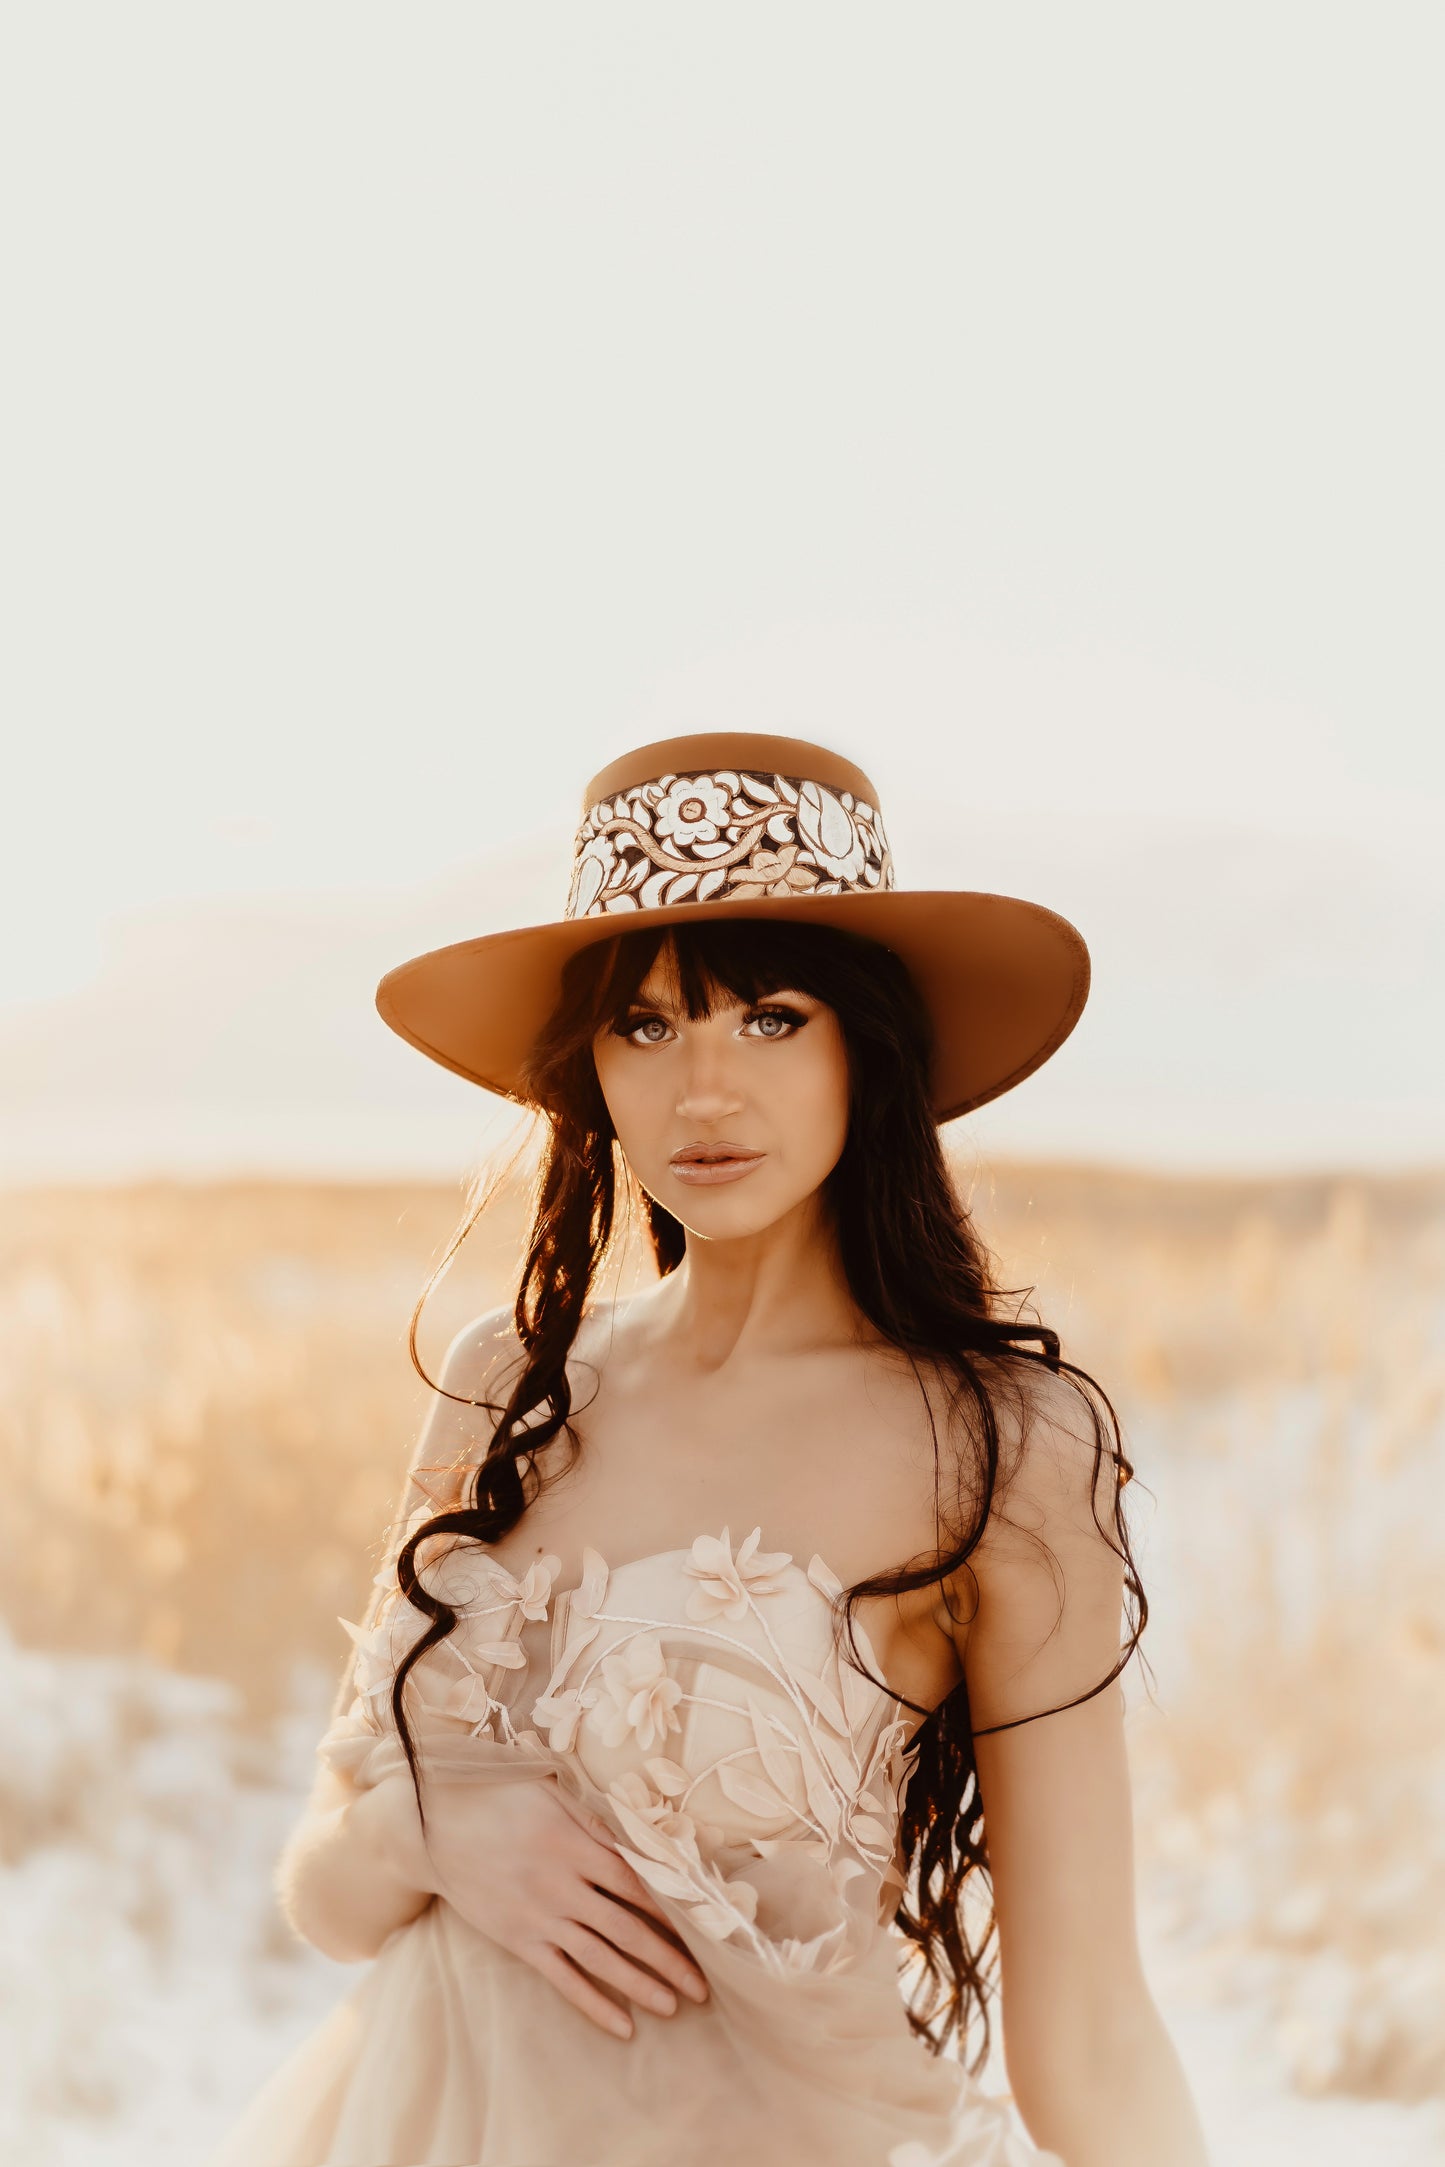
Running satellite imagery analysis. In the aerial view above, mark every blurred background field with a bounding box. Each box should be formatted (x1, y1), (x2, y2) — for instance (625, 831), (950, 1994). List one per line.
(3, 1160), (1443, 2164)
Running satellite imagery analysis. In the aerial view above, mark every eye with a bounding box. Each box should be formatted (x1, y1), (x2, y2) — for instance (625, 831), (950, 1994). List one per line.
(742, 1002), (809, 1040)
(613, 1010), (674, 1045)
(611, 1000), (810, 1047)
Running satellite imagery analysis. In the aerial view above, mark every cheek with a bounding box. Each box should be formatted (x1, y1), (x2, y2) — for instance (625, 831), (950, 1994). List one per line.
(593, 1043), (663, 1150)
(786, 1031), (850, 1154)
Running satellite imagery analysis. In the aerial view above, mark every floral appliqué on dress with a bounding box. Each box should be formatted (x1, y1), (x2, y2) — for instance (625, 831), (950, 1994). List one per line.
(531, 1524), (921, 1981)
(326, 1493), (921, 1983)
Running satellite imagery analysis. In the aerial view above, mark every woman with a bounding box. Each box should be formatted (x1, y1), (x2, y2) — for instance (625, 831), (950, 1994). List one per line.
(205, 733), (1210, 2166)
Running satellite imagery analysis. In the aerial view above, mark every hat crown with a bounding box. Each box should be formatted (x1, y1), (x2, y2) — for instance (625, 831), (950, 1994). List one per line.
(566, 733), (895, 921)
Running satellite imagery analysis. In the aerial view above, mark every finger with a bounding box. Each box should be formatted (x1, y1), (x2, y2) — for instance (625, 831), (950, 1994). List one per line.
(551, 1798), (709, 1999)
(529, 1943), (637, 2041)
(582, 1840), (681, 1926)
(575, 1888), (709, 2004)
(552, 1802), (685, 1934)
(554, 1920), (683, 2019)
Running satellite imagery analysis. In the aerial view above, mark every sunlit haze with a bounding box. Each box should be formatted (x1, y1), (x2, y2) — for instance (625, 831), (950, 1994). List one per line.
(4, 8), (1441, 1178)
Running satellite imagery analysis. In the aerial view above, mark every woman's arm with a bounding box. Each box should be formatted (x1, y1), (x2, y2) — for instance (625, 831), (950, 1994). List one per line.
(279, 1302), (522, 1960)
(277, 1760), (436, 1964)
(958, 1370), (1211, 2167)
(277, 1302), (712, 2029)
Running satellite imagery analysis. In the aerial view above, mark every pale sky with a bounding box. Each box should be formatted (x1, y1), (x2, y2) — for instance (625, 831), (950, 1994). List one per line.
(3, 6), (1442, 1180)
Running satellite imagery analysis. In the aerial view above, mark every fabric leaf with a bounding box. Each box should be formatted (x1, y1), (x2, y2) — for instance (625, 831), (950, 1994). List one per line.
(572, 1547), (609, 1620)
(800, 1757), (843, 1838)
(471, 1640), (527, 1670)
(793, 1665), (850, 1736)
(838, 1650), (885, 1728)
(809, 1724), (861, 1793)
(806, 1553), (843, 1600)
(614, 1846), (697, 1903)
(715, 1758), (789, 1819)
(546, 1617), (599, 1687)
(744, 1689), (797, 1792)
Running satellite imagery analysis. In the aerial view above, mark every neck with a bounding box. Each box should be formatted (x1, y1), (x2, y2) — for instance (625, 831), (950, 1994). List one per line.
(639, 1191), (865, 1372)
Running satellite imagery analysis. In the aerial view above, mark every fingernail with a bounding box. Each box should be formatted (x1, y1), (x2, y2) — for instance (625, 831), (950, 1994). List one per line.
(651, 1989), (677, 2015)
(684, 1977), (708, 2002)
(613, 2015), (632, 2040)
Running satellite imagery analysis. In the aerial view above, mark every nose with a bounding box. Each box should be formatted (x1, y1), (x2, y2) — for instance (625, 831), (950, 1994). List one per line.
(674, 1024), (746, 1122)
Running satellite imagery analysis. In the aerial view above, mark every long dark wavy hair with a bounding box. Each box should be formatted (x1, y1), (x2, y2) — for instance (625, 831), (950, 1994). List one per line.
(384, 914), (1149, 2072)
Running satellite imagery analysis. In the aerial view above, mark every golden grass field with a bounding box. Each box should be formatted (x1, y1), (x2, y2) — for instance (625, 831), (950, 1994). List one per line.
(2, 1156), (1443, 2156)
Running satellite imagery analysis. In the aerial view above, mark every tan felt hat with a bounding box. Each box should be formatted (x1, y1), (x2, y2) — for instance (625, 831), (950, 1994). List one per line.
(375, 731), (1090, 1123)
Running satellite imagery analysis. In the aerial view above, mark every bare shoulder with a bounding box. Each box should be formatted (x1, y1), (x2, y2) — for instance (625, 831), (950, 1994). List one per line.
(433, 1302), (527, 1400)
(411, 1301), (527, 1466)
(965, 1354), (1118, 1537)
(416, 1295), (630, 1463)
(923, 1353), (1125, 1628)
(939, 1354), (1130, 1726)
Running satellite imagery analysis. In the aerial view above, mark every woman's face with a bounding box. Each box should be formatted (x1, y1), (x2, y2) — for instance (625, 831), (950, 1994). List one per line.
(591, 949), (851, 1239)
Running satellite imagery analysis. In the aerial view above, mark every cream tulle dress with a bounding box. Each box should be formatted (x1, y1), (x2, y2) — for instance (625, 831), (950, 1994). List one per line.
(204, 1469), (1065, 2167)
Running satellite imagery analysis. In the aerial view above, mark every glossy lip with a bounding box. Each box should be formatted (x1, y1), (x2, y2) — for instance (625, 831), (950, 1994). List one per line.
(668, 1153), (766, 1186)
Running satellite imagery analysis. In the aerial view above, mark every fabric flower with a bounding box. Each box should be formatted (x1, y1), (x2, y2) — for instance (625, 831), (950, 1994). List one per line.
(608, 1769), (697, 1848)
(412, 1660), (496, 1732)
(467, 1555), (558, 1624)
(684, 1526), (794, 1622)
(530, 1680), (601, 1754)
(652, 775), (733, 848)
(336, 1614), (395, 1708)
(727, 841), (820, 900)
(595, 1632), (684, 1751)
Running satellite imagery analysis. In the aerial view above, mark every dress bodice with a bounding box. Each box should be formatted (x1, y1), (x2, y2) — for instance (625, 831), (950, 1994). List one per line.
(289, 1478), (1065, 2167)
(321, 1491), (923, 1977)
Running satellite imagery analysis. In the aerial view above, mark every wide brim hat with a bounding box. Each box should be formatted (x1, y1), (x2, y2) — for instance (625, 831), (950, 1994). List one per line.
(376, 731), (1090, 1123)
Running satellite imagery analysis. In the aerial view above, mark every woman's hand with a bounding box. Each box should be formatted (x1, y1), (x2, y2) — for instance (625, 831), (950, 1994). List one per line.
(370, 1768), (710, 2041)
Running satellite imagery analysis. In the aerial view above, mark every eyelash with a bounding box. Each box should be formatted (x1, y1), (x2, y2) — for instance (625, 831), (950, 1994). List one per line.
(614, 1001), (809, 1047)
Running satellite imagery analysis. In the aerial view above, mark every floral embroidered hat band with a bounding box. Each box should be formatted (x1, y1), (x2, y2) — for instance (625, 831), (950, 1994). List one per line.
(375, 730), (1091, 1123)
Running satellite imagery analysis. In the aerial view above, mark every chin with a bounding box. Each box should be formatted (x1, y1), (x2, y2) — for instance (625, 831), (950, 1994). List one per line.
(661, 1182), (822, 1241)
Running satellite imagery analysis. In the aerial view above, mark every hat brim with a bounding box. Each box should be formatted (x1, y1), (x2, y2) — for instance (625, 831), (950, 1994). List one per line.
(376, 889), (1088, 1125)
(376, 889), (1088, 1124)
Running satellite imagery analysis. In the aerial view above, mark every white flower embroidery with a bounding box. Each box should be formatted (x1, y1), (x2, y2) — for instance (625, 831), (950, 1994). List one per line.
(652, 775), (734, 847)
(568, 830), (618, 915)
(684, 1526), (794, 1622)
(595, 1632), (684, 1751)
(794, 780), (867, 881)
